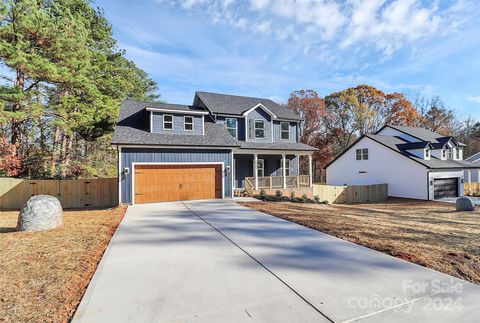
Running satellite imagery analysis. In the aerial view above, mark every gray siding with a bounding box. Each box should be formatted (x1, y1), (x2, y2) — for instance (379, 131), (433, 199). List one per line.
(247, 107), (272, 142)
(273, 121), (298, 142)
(234, 154), (299, 188)
(216, 116), (246, 140)
(120, 148), (232, 203)
(151, 112), (203, 135)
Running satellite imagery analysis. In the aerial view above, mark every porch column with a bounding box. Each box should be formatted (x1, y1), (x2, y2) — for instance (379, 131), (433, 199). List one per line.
(254, 153), (258, 190)
(308, 154), (313, 187)
(282, 154), (286, 189)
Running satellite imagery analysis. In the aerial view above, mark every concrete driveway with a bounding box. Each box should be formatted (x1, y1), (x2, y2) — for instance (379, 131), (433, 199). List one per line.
(74, 200), (480, 323)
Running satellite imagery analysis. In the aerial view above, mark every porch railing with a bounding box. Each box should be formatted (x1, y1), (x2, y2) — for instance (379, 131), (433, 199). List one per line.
(246, 175), (310, 190)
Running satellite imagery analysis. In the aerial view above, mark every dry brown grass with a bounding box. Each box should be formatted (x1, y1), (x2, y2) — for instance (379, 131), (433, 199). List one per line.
(0, 207), (126, 323)
(241, 199), (480, 285)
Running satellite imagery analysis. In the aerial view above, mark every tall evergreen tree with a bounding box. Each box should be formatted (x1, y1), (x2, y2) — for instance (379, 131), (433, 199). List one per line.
(0, 0), (159, 178)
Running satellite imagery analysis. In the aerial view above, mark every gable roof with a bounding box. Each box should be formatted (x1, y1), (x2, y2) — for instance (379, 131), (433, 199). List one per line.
(194, 91), (302, 121)
(112, 100), (240, 147)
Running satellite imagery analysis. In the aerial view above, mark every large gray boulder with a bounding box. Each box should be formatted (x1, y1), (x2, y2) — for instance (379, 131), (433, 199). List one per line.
(456, 197), (475, 212)
(17, 195), (63, 232)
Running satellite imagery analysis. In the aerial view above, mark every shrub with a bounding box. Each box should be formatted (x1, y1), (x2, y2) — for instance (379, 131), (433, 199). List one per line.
(259, 189), (267, 200)
(290, 191), (295, 199)
(322, 200), (329, 204)
(275, 190), (283, 198)
(313, 195), (320, 203)
(301, 193), (309, 200)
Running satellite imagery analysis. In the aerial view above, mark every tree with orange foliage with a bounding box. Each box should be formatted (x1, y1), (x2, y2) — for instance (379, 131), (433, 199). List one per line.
(385, 92), (424, 126)
(286, 90), (326, 147)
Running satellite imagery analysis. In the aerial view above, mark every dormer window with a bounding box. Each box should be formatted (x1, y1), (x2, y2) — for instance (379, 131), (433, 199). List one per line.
(447, 148), (453, 159)
(425, 149), (431, 159)
(455, 148), (461, 160)
(184, 116), (193, 131)
(226, 118), (237, 138)
(163, 115), (173, 130)
(254, 120), (265, 138)
(442, 150), (446, 159)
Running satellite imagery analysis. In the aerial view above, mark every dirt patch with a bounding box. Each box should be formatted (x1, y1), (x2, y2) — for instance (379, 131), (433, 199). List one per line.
(0, 206), (126, 322)
(240, 198), (480, 284)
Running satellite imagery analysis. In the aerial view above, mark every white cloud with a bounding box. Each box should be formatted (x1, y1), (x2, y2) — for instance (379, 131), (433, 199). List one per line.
(252, 20), (271, 34)
(467, 96), (480, 104)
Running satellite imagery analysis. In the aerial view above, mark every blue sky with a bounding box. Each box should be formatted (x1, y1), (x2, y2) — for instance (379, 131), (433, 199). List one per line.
(97, 0), (480, 118)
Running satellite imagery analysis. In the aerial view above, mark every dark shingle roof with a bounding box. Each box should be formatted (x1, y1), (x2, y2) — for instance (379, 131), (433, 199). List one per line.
(366, 134), (478, 169)
(144, 101), (208, 113)
(195, 91), (302, 121)
(397, 141), (432, 150)
(111, 100), (240, 147)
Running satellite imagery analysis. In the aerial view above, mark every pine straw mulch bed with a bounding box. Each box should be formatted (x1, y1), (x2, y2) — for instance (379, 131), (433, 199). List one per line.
(0, 206), (127, 323)
(240, 198), (480, 285)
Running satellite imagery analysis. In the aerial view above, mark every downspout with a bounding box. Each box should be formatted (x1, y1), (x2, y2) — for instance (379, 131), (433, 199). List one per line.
(426, 169), (431, 201)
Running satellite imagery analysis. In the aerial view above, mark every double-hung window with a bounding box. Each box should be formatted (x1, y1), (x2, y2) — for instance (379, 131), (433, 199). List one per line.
(425, 149), (431, 159)
(254, 120), (265, 138)
(184, 116), (193, 131)
(163, 115), (173, 130)
(226, 118), (237, 138)
(356, 148), (368, 160)
(455, 148), (460, 159)
(280, 122), (289, 140)
(442, 149), (446, 159)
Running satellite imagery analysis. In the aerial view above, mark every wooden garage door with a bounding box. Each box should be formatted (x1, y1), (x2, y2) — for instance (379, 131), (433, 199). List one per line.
(434, 178), (459, 199)
(134, 164), (222, 204)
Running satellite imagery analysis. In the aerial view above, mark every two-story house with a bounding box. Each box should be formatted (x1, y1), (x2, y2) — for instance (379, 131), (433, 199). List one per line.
(326, 124), (480, 200)
(112, 91), (317, 204)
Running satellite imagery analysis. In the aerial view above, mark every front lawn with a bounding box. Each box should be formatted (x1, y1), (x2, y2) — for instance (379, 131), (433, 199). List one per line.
(0, 207), (126, 322)
(240, 199), (480, 284)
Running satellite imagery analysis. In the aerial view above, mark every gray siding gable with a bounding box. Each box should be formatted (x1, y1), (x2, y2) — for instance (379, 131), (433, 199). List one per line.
(151, 112), (203, 135)
(246, 107), (272, 142)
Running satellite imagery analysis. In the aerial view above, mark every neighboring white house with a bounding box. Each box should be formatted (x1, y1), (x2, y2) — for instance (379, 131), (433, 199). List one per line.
(326, 124), (480, 200)
(466, 152), (480, 182)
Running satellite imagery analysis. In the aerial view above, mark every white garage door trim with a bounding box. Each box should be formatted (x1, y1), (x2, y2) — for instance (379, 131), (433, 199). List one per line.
(131, 162), (225, 205)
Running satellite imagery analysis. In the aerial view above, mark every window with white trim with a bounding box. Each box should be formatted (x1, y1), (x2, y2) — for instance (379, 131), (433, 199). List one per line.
(254, 120), (265, 138)
(356, 148), (368, 160)
(425, 149), (431, 159)
(280, 122), (289, 140)
(163, 115), (173, 130)
(226, 118), (237, 138)
(455, 148), (461, 159)
(184, 116), (193, 131)
(257, 159), (264, 177)
(280, 159), (292, 176)
(442, 149), (446, 158)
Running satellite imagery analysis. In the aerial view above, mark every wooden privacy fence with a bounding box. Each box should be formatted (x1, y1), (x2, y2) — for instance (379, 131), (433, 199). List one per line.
(465, 182), (480, 196)
(0, 177), (118, 210)
(313, 183), (388, 204)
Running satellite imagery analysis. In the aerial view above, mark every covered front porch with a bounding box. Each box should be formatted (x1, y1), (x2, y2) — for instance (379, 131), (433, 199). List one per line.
(233, 151), (313, 195)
